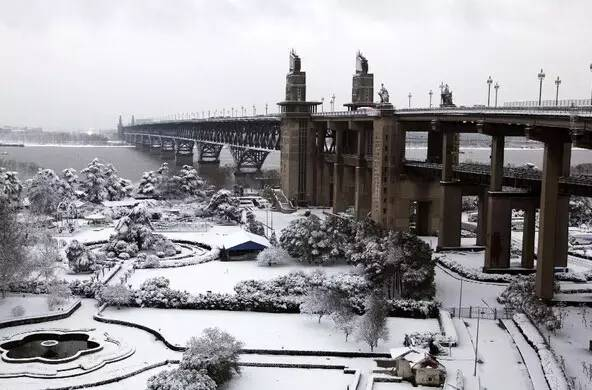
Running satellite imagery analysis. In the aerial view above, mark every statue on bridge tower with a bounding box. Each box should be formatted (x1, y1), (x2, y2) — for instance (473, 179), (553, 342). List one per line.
(440, 83), (456, 107)
(345, 51), (375, 111)
(378, 83), (390, 104)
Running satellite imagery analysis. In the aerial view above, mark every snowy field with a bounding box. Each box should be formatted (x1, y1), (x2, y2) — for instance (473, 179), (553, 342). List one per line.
(222, 367), (352, 390)
(127, 260), (352, 294)
(0, 294), (69, 322)
(539, 307), (592, 389)
(102, 307), (439, 352)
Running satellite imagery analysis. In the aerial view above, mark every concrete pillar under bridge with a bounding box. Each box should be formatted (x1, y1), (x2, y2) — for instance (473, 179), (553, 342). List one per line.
(150, 136), (162, 155)
(332, 122), (346, 213)
(353, 121), (371, 219)
(533, 135), (572, 299)
(437, 130), (462, 249)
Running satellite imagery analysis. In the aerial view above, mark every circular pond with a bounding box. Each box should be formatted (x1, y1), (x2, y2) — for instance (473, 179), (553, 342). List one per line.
(0, 332), (102, 363)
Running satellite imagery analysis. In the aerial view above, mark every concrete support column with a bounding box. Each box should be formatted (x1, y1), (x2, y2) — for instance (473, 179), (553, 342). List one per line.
(354, 125), (370, 218)
(553, 143), (571, 268)
(427, 132), (443, 163)
(521, 205), (536, 269)
(536, 141), (565, 299)
(437, 183), (462, 248)
(333, 126), (345, 213)
(441, 131), (457, 181)
(490, 135), (505, 191)
(484, 194), (512, 269)
(476, 191), (488, 246)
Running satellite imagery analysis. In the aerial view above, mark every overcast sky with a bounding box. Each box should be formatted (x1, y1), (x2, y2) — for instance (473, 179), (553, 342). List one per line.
(1, 0), (591, 131)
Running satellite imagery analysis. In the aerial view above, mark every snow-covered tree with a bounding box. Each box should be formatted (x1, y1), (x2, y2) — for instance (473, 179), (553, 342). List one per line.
(245, 210), (265, 236)
(175, 165), (205, 196)
(256, 247), (288, 267)
(0, 200), (33, 297)
(180, 327), (243, 385)
(0, 168), (22, 203)
(279, 214), (341, 264)
(27, 168), (73, 215)
(65, 240), (96, 273)
(98, 284), (132, 309)
(331, 310), (356, 342)
(569, 196), (592, 228)
(46, 281), (72, 310)
(61, 168), (78, 190)
(356, 291), (389, 352)
(200, 189), (241, 223)
(146, 369), (216, 390)
(79, 159), (133, 203)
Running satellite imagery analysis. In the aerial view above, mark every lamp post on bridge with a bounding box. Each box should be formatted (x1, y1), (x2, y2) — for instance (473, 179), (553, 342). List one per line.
(494, 82), (499, 107)
(241, 106), (245, 116)
(265, 103), (268, 115)
(589, 63), (592, 108)
(321, 97), (324, 112)
(554, 76), (561, 106)
(429, 90), (433, 108)
(487, 76), (493, 107)
(537, 68), (546, 106)
(253, 105), (256, 116)
(408, 92), (412, 108)
(330, 94), (335, 112)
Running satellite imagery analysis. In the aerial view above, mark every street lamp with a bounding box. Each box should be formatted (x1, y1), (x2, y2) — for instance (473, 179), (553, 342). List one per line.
(265, 103), (268, 115)
(253, 105), (256, 116)
(321, 97), (324, 112)
(429, 90), (433, 108)
(589, 63), (592, 107)
(554, 76), (561, 106)
(408, 92), (412, 108)
(330, 94), (336, 112)
(494, 82), (500, 107)
(474, 309), (485, 376)
(241, 106), (245, 116)
(487, 76), (493, 107)
(537, 68), (546, 106)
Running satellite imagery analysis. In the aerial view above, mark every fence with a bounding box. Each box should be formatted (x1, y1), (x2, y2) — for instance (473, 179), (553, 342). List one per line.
(447, 306), (514, 320)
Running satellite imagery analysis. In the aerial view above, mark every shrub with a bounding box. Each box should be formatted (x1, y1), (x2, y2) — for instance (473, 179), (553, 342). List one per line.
(98, 284), (132, 309)
(46, 282), (72, 310)
(256, 247), (289, 267)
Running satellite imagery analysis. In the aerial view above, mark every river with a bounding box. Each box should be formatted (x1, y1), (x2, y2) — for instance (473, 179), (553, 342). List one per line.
(1, 143), (591, 188)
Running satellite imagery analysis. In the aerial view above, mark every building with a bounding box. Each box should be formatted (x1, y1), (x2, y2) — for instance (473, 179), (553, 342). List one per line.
(219, 230), (270, 259)
(389, 347), (446, 387)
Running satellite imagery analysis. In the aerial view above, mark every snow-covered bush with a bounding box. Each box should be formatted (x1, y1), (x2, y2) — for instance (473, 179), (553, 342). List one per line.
(147, 369), (216, 390)
(437, 255), (513, 283)
(98, 284), (132, 309)
(65, 240), (96, 273)
(181, 328), (243, 385)
(569, 196), (592, 228)
(245, 210), (265, 236)
(147, 328), (242, 390)
(11, 305), (25, 317)
(79, 159), (133, 203)
(256, 247), (289, 267)
(279, 214), (342, 264)
(27, 169), (73, 215)
(499, 275), (561, 331)
(61, 168), (78, 190)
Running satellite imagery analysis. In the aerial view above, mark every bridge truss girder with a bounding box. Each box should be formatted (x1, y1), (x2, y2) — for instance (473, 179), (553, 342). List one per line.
(198, 142), (223, 163)
(229, 146), (269, 172)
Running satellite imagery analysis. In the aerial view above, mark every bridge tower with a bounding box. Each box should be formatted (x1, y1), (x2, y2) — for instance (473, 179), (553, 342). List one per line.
(278, 50), (321, 205)
(344, 51), (374, 111)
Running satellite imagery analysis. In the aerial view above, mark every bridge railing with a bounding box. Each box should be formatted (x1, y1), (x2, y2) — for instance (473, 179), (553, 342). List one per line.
(396, 105), (592, 117)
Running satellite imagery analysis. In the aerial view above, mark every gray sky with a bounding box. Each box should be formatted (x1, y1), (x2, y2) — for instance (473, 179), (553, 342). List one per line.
(1, 0), (591, 131)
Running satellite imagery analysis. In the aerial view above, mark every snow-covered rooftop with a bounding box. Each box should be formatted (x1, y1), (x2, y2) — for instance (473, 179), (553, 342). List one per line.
(219, 230), (270, 251)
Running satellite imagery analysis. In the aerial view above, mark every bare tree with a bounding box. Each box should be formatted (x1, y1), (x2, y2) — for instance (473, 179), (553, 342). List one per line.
(356, 291), (390, 352)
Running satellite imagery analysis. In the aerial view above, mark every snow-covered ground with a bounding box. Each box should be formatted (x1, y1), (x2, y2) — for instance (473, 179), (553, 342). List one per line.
(223, 367), (352, 390)
(127, 260), (352, 294)
(102, 307), (439, 353)
(0, 294), (69, 322)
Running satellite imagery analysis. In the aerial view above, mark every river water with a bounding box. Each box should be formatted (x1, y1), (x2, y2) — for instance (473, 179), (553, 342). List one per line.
(1, 144), (591, 187)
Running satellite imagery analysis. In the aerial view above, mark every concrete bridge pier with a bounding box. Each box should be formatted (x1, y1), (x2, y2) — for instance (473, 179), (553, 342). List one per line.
(353, 122), (371, 218)
(475, 190), (489, 246)
(525, 125), (572, 299)
(140, 135), (151, 151)
(160, 138), (175, 160)
(332, 123), (345, 213)
(437, 130), (462, 249)
(175, 140), (194, 166)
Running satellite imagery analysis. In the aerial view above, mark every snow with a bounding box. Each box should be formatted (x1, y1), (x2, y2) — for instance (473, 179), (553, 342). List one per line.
(223, 367), (352, 390)
(127, 260), (352, 294)
(438, 309), (458, 346)
(502, 319), (550, 390)
(102, 307), (440, 353)
(513, 314), (569, 390)
(0, 294), (67, 322)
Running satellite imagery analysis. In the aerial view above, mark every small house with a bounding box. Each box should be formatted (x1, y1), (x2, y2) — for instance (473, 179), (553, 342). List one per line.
(389, 347), (446, 387)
